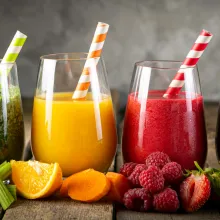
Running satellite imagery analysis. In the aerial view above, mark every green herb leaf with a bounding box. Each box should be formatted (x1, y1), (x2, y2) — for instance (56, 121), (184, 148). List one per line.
(207, 172), (220, 196)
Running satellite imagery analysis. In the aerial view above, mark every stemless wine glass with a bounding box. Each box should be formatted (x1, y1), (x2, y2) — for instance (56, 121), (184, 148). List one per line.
(0, 62), (24, 163)
(122, 60), (207, 170)
(31, 53), (117, 177)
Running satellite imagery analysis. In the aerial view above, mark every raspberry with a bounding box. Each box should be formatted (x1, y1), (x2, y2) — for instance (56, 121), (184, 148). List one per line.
(123, 188), (152, 212)
(139, 165), (164, 194)
(120, 162), (137, 177)
(162, 162), (183, 185)
(145, 151), (171, 169)
(153, 188), (179, 212)
(128, 164), (147, 187)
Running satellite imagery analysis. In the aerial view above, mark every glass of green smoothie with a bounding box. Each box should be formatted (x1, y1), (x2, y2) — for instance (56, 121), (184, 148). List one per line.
(0, 62), (24, 163)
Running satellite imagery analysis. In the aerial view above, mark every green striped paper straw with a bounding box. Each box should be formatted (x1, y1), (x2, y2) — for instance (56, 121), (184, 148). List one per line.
(1, 30), (27, 69)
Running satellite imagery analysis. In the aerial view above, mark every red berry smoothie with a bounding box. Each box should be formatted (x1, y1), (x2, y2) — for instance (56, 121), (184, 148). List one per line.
(122, 91), (207, 170)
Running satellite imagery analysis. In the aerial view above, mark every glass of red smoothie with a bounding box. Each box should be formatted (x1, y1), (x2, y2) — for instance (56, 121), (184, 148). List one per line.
(122, 60), (207, 170)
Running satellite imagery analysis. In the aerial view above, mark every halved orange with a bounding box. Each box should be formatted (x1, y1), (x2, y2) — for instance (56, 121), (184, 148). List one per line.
(10, 160), (63, 199)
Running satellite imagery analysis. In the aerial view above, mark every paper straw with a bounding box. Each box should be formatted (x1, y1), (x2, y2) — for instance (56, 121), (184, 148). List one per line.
(0, 30), (27, 105)
(163, 29), (213, 98)
(1, 30), (27, 69)
(72, 22), (109, 99)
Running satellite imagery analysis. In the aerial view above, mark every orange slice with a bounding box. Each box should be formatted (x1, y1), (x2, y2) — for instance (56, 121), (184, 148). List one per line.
(10, 160), (63, 199)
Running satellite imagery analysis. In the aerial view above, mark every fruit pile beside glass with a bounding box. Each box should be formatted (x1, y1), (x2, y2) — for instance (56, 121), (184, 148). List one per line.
(0, 23), (219, 215)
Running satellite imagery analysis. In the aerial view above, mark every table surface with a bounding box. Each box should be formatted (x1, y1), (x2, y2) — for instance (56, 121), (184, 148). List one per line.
(1, 101), (220, 220)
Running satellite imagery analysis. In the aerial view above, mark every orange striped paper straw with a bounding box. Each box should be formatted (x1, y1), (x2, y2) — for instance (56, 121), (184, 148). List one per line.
(72, 22), (109, 99)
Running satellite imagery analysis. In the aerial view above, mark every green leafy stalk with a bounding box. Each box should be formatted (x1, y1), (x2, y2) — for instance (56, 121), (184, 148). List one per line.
(204, 168), (220, 197)
(0, 162), (12, 180)
(6, 185), (16, 201)
(0, 161), (17, 210)
(0, 161), (7, 169)
(194, 161), (204, 173)
(0, 181), (14, 210)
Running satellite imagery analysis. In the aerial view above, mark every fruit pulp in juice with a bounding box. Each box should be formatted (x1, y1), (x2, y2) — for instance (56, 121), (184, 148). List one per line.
(31, 92), (117, 177)
(0, 86), (24, 163)
(122, 91), (207, 170)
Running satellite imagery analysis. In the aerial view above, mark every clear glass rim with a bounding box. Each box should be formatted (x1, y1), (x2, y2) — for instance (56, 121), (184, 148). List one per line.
(135, 60), (197, 70)
(40, 52), (100, 61)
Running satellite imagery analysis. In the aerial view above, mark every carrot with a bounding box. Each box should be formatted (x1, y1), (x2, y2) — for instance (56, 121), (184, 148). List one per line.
(59, 179), (69, 197)
(60, 174), (75, 197)
(60, 169), (93, 197)
(64, 169), (111, 202)
(105, 172), (131, 203)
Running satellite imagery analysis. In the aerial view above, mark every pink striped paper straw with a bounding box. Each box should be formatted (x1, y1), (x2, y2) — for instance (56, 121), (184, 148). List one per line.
(163, 30), (213, 98)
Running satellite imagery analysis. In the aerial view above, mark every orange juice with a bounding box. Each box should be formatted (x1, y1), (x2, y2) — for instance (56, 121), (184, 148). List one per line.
(31, 92), (117, 176)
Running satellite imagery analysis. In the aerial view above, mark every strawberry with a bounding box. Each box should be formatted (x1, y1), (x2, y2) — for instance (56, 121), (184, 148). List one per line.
(180, 162), (211, 212)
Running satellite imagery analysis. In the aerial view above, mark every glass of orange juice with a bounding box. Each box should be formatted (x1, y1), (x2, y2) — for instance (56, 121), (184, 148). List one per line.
(31, 53), (117, 177)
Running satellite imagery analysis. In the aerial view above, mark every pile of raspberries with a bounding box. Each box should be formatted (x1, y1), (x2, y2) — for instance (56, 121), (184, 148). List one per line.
(120, 151), (183, 212)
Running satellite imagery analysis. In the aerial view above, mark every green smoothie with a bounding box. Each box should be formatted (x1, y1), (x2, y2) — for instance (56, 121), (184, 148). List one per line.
(0, 86), (24, 162)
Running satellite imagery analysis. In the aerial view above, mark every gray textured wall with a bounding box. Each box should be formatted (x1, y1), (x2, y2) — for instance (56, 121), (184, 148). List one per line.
(0, 0), (220, 100)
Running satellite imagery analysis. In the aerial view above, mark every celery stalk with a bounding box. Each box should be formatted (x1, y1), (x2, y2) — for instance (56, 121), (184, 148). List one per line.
(6, 185), (17, 201)
(0, 162), (12, 180)
(0, 161), (7, 169)
(0, 181), (14, 210)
